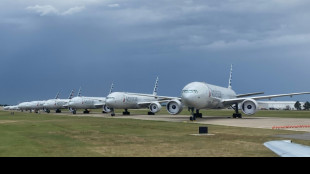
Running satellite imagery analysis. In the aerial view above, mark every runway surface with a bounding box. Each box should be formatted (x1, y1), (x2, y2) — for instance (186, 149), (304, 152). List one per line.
(61, 112), (310, 132)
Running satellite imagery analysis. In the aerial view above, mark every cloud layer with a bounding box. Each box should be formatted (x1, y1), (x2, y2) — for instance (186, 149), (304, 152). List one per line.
(26, 5), (85, 16)
(1, 0), (310, 104)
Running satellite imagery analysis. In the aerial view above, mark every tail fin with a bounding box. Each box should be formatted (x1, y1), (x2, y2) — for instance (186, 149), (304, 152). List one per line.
(228, 64), (233, 89)
(54, 90), (61, 99)
(77, 87), (82, 97)
(109, 83), (114, 95)
(68, 90), (74, 99)
(153, 77), (159, 96)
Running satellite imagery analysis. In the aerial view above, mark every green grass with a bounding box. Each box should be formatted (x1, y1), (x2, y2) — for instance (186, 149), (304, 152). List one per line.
(0, 110), (309, 157)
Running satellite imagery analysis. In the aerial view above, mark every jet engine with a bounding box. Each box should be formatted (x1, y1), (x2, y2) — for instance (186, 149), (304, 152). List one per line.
(149, 102), (162, 113)
(166, 100), (183, 115)
(241, 99), (258, 115)
(103, 105), (111, 113)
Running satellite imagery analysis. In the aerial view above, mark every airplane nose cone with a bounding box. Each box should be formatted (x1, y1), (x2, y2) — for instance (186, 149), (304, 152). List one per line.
(68, 101), (74, 107)
(106, 98), (114, 107)
(182, 92), (199, 107)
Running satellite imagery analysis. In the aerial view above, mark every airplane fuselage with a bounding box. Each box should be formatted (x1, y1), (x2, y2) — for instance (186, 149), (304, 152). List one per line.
(181, 82), (237, 109)
(44, 99), (70, 110)
(68, 96), (106, 109)
(106, 92), (158, 109)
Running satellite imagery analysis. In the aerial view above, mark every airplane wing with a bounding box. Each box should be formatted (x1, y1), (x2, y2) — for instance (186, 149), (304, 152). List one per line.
(137, 100), (175, 107)
(125, 92), (181, 101)
(236, 92), (264, 98)
(222, 92), (310, 106)
(264, 140), (310, 157)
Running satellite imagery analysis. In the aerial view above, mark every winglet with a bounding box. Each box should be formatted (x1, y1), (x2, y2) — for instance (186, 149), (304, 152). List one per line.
(153, 77), (159, 96)
(228, 64), (233, 89)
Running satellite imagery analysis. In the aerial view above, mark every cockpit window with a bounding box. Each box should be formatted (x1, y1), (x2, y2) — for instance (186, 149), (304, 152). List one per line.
(182, 90), (198, 94)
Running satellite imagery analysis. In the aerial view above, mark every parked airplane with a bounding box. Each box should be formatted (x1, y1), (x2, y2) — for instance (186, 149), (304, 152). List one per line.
(17, 91), (63, 113)
(27, 100), (46, 113)
(3, 105), (19, 110)
(68, 85), (113, 114)
(43, 90), (74, 113)
(165, 65), (310, 120)
(264, 140), (310, 157)
(18, 102), (31, 112)
(105, 77), (179, 116)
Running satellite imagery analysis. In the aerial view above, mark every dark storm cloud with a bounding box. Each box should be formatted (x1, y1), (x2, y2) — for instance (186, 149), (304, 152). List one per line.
(1, 0), (310, 104)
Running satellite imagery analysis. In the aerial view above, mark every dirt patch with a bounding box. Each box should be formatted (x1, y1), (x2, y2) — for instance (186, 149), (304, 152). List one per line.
(0, 120), (19, 124)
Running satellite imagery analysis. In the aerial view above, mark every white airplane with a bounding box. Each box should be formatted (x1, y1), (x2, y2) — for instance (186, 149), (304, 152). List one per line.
(29, 100), (47, 113)
(43, 90), (75, 113)
(105, 77), (178, 116)
(68, 85), (113, 114)
(264, 140), (310, 157)
(3, 105), (19, 110)
(165, 65), (310, 120)
(18, 102), (31, 112)
(19, 100), (46, 113)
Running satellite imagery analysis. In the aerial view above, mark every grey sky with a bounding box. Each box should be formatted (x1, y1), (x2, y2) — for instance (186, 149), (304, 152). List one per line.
(1, 0), (310, 104)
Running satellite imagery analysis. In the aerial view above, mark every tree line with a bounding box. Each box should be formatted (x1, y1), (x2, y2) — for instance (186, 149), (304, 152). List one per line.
(294, 101), (310, 110)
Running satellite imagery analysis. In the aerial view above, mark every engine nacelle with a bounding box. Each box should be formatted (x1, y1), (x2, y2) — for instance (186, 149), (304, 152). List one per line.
(149, 102), (162, 113)
(103, 105), (111, 113)
(166, 100), (183, 115)
(241, 99), (258, 115)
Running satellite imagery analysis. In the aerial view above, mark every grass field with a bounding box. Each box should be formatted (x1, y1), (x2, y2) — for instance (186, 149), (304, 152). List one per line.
(0, 109), (310, 157)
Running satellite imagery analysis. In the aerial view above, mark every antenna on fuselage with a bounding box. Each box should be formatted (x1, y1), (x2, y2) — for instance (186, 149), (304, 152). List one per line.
(153, 76), (159, 96)
(228, 64), (233, 89)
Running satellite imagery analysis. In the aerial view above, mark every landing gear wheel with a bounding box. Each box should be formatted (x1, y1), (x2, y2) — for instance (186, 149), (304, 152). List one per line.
(190, 115), (196, 121)
(232, 103), (242, 118)
(123, 109), (130, 115)
(148, 112), (155, 115)
(232, 113), (242, 118)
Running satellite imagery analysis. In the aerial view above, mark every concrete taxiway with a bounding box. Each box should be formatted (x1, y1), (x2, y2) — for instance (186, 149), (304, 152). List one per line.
(111, 114), (310, 132)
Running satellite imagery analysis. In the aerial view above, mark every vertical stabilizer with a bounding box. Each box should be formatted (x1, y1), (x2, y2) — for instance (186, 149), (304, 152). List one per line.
(153, 77), (159, 96)
(109, 83), (114, 94)
(55, 90), (61, 99)
(77, 87), (82, 97)
(68, 90), (74, 99)
(228, 64), (233, 89)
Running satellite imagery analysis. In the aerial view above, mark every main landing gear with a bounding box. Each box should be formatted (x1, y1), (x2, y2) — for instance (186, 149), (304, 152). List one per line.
(232, 103), (242, 118)
(83, 109), (90, 114)
(123, 109), (130, 115)
(189, 108), (202, 121)
(111, 108), (115, 116)
(148, 112), (155, 115)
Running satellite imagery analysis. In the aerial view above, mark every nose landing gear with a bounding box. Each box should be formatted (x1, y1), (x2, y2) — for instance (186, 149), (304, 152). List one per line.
(189, 108), (202, 121)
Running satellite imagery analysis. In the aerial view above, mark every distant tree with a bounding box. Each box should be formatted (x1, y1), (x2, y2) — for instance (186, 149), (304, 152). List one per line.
(295, 101), (302, 110)
(303, 101), (310, 110)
